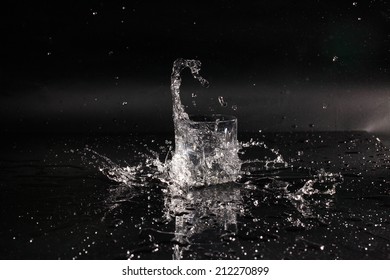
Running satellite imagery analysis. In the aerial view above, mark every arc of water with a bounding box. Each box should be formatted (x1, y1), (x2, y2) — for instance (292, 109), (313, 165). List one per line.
(170, 58), (209, 131)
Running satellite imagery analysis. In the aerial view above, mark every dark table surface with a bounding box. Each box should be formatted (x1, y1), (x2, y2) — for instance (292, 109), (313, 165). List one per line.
(0, 131), (389, 259)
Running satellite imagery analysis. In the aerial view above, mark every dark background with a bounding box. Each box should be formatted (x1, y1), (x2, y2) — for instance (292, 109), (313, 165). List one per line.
(2, 0), (390, 134)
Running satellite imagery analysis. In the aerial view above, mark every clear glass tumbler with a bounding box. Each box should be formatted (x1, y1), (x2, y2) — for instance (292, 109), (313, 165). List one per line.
(171, 114), (241, 186)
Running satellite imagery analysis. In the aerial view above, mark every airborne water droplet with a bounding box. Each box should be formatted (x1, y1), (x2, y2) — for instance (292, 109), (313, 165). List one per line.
(218, 96), (228, 107)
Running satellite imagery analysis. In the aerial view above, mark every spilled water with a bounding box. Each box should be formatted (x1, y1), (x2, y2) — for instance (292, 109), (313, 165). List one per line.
(71, 59), (364, 259)
(2, 131), (389, 259)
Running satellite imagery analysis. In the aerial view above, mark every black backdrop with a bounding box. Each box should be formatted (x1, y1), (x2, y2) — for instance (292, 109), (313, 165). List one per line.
(2, 0), (390, 134)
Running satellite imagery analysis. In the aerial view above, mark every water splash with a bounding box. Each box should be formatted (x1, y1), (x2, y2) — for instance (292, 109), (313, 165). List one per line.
(170, 58), (209, 130)
(83, 59), (293, 188)
(80, 59), (342, 243)
(285, 168), (343, 219)
(167, 58), (241, 186)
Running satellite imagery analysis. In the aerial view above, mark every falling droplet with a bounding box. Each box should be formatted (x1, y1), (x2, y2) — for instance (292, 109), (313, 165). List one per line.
(218, 96), (228, 107)
(92, 11), (97, 16)
(332, 56), (338, 62)
(47, 52), (52, 56)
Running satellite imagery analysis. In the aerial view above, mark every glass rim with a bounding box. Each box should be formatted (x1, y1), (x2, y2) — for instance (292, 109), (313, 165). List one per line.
(189, 114), (237, 124)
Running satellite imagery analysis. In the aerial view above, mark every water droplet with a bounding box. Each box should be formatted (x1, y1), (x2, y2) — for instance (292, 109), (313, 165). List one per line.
(108, 51), (114, 56)
(122, 101), (128, 106)
(122, 6), (126, 10)
(353, 2), (357, 6)
(218, 96), (228, 107)
(92, 11), (97, 16)
(322, 103), (328, 109)
(232, 105), (238, 111)
(358, 17), (362, 21)
(191, 93), (197, 98)
(332, 56), (338, 62)
(47, 52), (52, 56)
(309, 123), (315, 128)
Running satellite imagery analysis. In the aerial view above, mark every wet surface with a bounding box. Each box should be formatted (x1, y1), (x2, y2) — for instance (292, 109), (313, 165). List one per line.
(0, 131), (389, 259)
